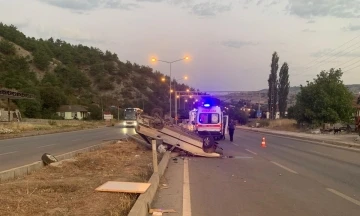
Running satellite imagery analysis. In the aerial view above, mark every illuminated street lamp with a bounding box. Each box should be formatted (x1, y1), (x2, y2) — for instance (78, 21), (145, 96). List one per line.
(151, 56), (190, 119)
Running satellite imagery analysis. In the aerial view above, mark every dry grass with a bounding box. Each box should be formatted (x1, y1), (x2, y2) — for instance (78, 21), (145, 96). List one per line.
(0, 141), (154, 216)
(268, 119), (297, 131)
(248, 119), (299, 132)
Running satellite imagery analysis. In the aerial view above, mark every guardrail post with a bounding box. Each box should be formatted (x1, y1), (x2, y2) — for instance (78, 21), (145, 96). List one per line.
(151, 139), (159, 173)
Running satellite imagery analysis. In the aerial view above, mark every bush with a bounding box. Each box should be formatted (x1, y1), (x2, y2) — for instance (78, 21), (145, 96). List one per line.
(48, 120), (57, 126)
(0, 39), (16, 55)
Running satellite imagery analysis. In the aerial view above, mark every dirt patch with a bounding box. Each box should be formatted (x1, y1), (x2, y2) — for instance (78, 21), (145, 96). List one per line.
(0, 141), (154, 216)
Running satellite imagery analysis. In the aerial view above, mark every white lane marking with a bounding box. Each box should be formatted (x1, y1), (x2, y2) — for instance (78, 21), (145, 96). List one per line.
(183, 158), (191, 216)
(326, 188), (360, 206)
(0, 151), (17, 156)
(37, 144), (56, 148)
(245, 149), (258, 155)
(270, 161), (298, 174)
(233, 143), (239, 146)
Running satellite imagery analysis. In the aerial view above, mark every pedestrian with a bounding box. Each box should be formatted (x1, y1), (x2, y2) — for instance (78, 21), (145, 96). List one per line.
(228, 119), (236, 142)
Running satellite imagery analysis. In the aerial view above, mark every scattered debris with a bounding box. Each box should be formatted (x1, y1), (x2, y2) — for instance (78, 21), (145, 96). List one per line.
(41, 153), (58, 165)
(159, 184), (169, 189)
(158, 144), (167, 153)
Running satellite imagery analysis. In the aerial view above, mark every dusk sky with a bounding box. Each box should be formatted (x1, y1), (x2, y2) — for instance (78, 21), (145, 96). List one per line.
(1, 0), (359, 91)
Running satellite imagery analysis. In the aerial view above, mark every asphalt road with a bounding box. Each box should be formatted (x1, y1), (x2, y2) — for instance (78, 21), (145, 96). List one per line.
(151, 129), (360, 216)
(0, 125), (136, 171)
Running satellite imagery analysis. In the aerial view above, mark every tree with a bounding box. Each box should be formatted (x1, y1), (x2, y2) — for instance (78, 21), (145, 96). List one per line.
(278, 62), (290, 118)
(33, 49), (51, 70)
(0, 39), (16, 55)
(87, 104), (102, 120)
(268, 51), (279, 119)
(290, 68), (354, 125)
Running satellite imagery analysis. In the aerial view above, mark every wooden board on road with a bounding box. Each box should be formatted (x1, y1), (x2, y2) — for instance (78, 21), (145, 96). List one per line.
(95, 181), (151, 193)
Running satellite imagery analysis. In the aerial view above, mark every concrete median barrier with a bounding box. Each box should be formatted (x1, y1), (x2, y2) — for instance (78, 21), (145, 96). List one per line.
(127, 150), (171, 216)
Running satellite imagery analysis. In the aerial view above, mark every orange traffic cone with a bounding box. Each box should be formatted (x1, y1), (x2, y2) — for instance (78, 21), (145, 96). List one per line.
(261, 137), (267, 148)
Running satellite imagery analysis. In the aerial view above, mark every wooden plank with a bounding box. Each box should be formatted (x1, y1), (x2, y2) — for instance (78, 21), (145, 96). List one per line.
(95, 181), (151, 193)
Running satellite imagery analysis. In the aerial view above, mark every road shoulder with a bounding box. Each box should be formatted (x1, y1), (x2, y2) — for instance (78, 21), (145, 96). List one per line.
(149, 155), (184, 216)
(237, 125), (360, 150)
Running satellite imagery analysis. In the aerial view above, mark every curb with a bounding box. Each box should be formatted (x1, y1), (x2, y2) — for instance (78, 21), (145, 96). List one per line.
(0, 137), (127, 182)
(127, 151), (171, 216)
(238, 127), (360, 150)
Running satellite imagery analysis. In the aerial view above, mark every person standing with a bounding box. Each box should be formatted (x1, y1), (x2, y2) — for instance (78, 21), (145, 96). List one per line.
(228, 119), (236, 142)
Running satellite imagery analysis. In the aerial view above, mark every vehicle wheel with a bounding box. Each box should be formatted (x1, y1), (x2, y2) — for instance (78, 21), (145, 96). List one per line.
(151, 108), (164, 118)
(151, 118), (164, 130)
(41, 153), (58, 165)
(203, 136), (215, 149)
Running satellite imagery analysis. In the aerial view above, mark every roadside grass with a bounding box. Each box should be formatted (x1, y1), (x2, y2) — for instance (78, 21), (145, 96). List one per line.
(247, 119), (299, 132)
(0, 140), (154, 216)
(0, 120), (104, 136)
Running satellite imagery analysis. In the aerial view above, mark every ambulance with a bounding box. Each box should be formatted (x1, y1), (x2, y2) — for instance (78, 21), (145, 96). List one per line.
(195, 103), (227, 140)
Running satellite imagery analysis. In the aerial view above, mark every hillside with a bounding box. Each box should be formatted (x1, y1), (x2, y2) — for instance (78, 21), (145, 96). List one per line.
(0, 23), (192, 119)
(216, 84), (360, 108)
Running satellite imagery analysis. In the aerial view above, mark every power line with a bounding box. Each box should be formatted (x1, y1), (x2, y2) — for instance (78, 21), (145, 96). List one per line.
(336, 56), (360, 68)
(304, 39), (360, 70)
(343, 63), (360, 73)
(294, 42), (360, 77)
(303, 33), (360, 68)
(342, 59), (360, 69)
(292, 33), (360, 76)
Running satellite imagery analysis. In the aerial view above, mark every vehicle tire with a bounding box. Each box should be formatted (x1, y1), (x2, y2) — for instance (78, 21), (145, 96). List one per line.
(202, 135), (215, 149)
(151, 117), (164, 130)
(41, 153), (58, 165)
(151, 108), (163, 118)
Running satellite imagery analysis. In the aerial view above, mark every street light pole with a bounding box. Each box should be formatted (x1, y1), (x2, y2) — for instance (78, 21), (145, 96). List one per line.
(151, 56), (189, 121)
(172, 76), (188, 125)
(169, 63), (172, 121)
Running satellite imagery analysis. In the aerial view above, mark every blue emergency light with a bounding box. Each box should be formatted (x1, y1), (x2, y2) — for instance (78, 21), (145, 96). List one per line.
(203, 104), (210, 107)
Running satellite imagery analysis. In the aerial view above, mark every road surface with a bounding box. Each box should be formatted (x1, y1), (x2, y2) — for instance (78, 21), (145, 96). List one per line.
(0, 126), (136, 171)
(151, 129), (360, 216)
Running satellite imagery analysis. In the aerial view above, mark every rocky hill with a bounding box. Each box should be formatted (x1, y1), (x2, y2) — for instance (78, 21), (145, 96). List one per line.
(0, 23), (192, 119)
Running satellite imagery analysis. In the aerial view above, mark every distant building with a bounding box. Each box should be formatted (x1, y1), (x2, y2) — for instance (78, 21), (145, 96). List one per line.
(56, 105), (89, 120)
